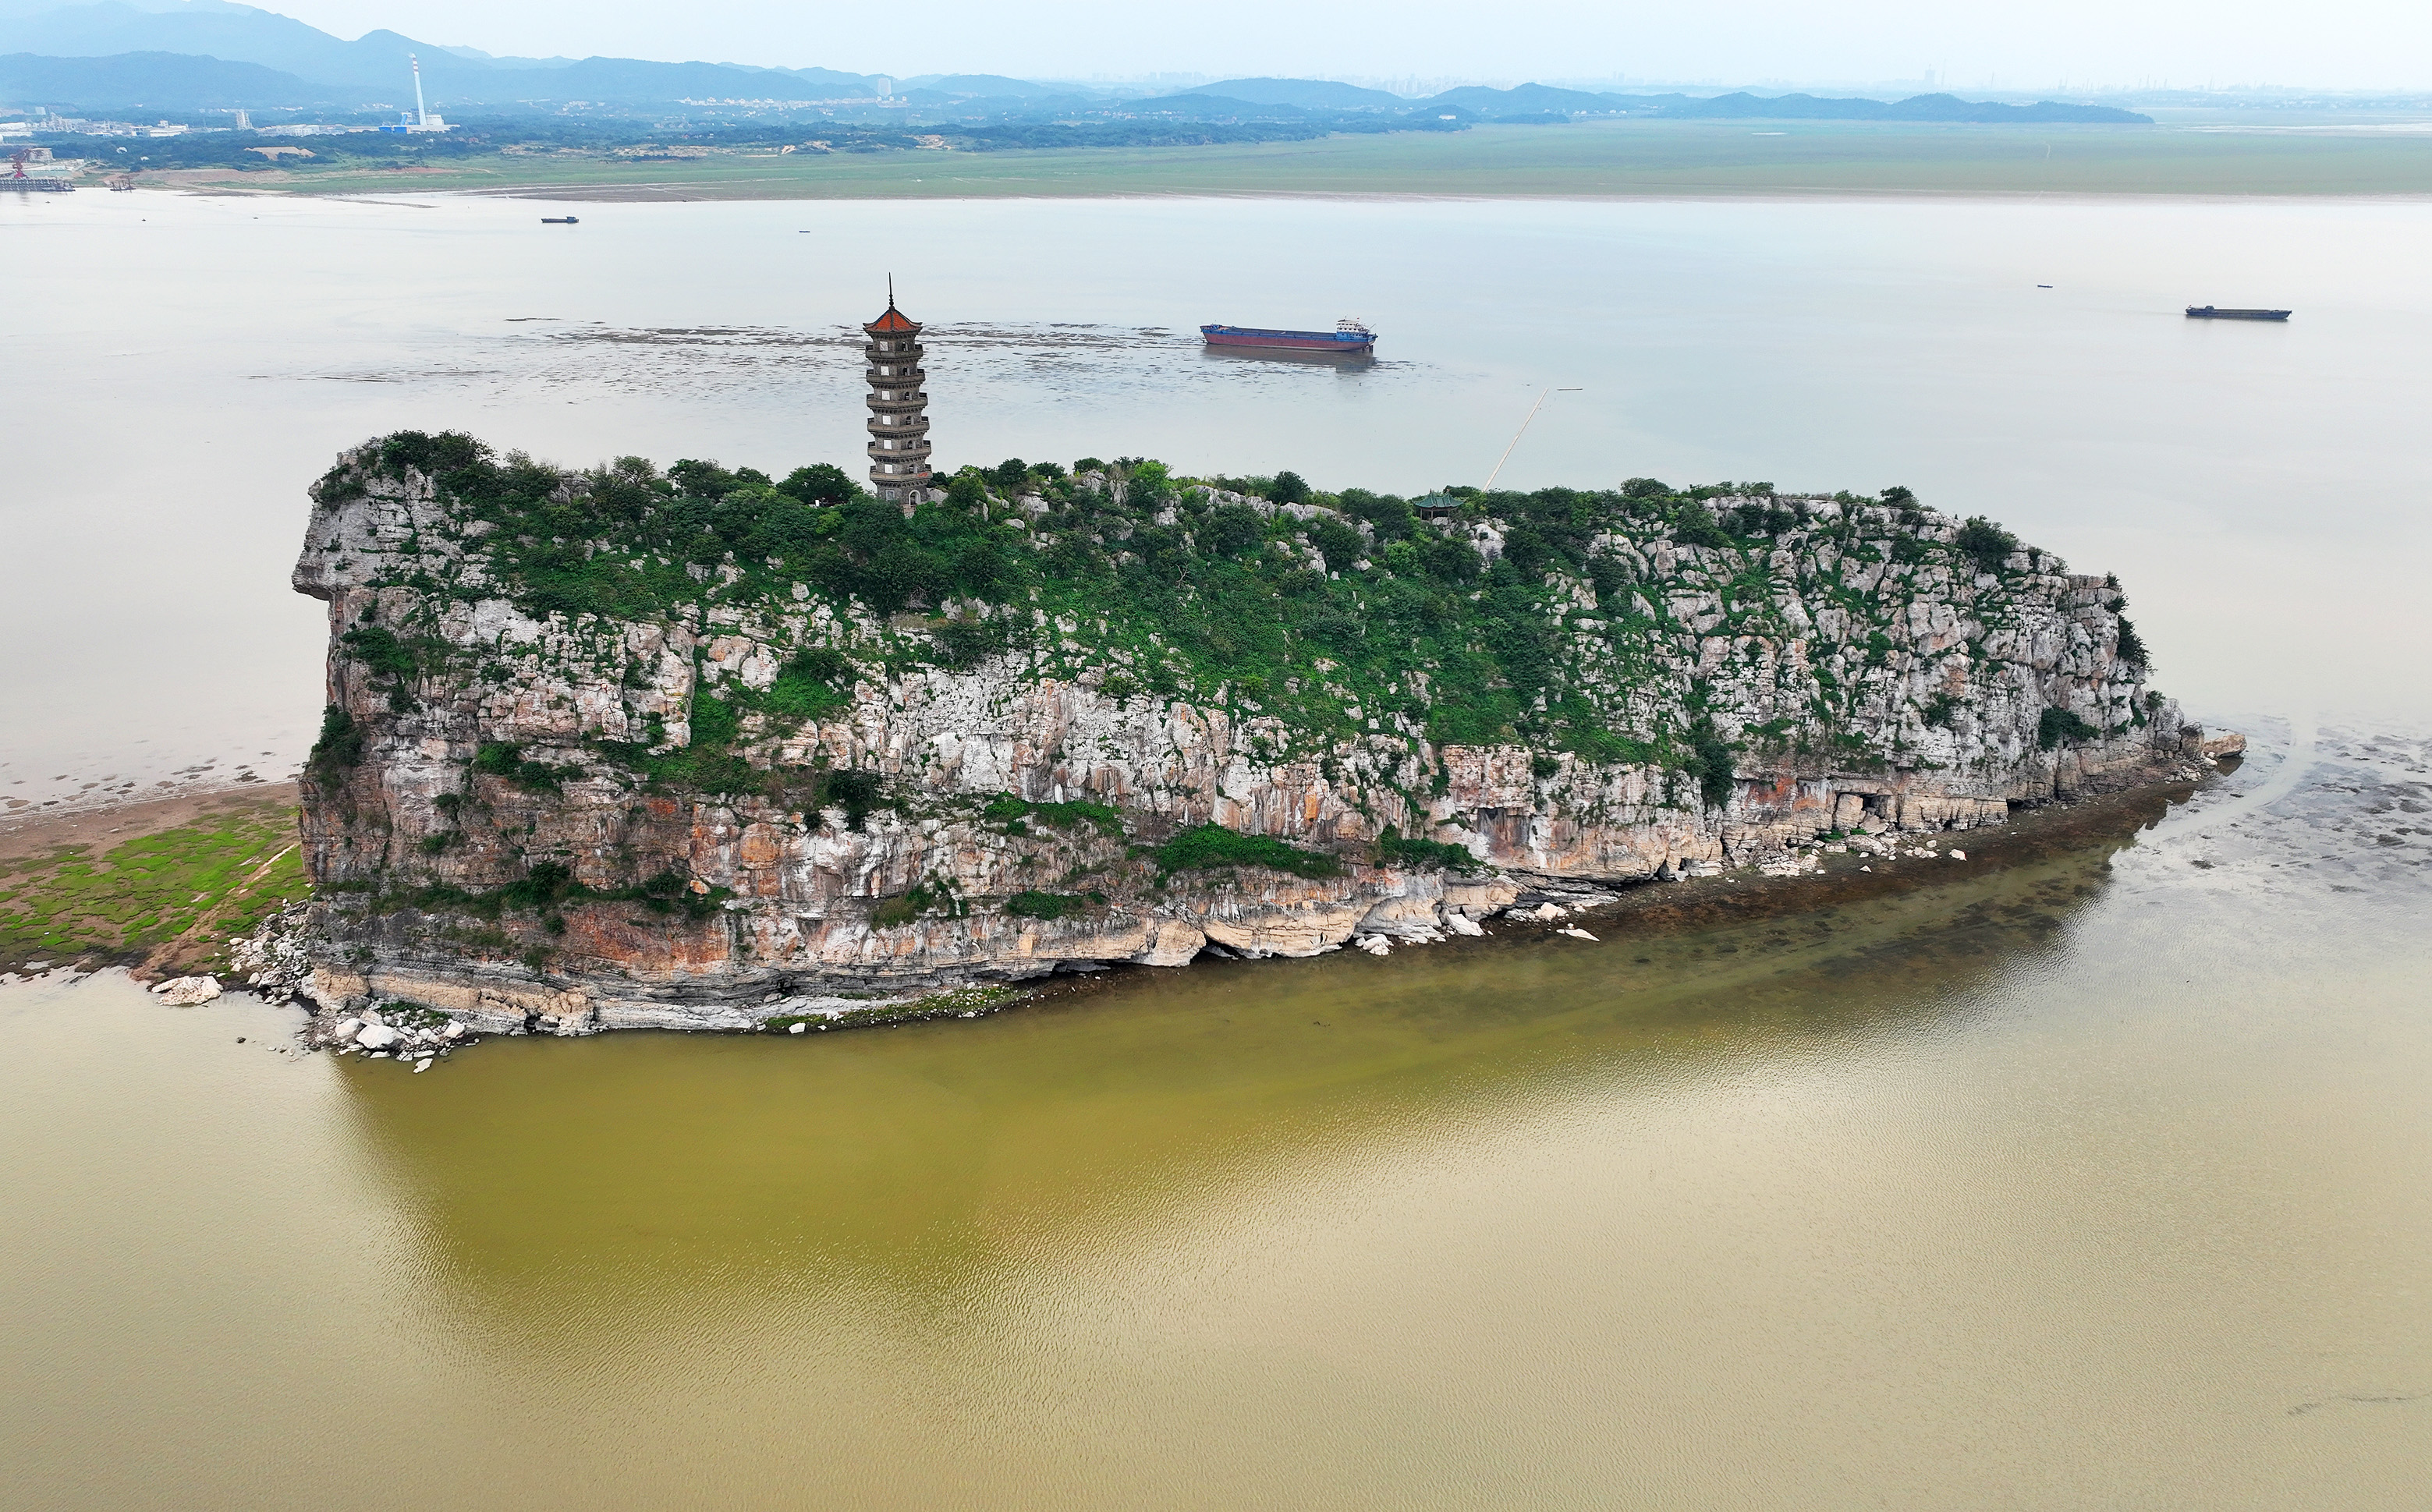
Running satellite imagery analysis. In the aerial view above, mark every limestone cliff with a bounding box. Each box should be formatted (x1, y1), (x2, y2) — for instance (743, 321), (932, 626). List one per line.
(291, 434), (2219, 1033)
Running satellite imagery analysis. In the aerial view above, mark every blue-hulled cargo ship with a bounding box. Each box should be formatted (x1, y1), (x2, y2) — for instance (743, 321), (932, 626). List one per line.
(1201, 319), (1375, 355)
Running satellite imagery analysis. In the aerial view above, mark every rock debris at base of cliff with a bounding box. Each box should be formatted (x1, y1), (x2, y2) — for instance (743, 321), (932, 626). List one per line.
(282, 434), (2234, 1036)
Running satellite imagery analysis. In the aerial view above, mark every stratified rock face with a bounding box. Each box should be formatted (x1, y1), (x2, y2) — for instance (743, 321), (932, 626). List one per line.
(291, 437), (2210, 1032)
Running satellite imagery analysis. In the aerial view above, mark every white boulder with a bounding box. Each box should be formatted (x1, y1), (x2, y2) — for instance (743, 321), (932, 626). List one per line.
(156, 976), (222, 1007)
(355, 1023), (402, 1050)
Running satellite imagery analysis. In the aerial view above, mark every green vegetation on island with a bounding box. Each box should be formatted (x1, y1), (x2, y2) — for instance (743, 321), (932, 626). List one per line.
(313, 430), (2132, 857)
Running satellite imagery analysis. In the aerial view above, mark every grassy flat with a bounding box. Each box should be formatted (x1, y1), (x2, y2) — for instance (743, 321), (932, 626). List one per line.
(0, 795), (306, 976)
(144, 121), (2432, 202)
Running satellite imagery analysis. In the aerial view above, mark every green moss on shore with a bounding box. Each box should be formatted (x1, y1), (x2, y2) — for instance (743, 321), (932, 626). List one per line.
(764, 984), (1023, 1033)
(0, 800), (307, 974)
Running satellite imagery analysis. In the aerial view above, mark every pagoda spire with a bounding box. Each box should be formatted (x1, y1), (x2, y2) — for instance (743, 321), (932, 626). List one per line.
(863, 282), (931, 505)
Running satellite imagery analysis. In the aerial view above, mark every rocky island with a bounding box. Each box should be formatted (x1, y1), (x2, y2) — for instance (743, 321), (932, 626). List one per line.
(281, 430), (2225, 1038)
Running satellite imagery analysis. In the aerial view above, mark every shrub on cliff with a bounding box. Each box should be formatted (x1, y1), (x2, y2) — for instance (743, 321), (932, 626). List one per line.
(1201, 503), (1267, 558)
(1154, 825), (1343, 880)
(304, 706), (363, 787)
(872, 880), (966, 926)
(984, 795), (1123, 835)
(1005, 890), (1088, 920)
(471, 741), (584, 794)
(405, 864), (730, 925)
(2114, 617), (2150, 668)
(761, 648), (853, 719)
(339, 625), (417, 680)
(1310, 516), (1364, 569)
(2037, 707), (2101, 749)
(1672, 508), (1732, 551)
(820, 770), (888, 830)
(1377, 827), (1478, 873)
(1957, 517), (2018, 575)
(1681, 719), (1737, 811)
(378, 430), (482, 476)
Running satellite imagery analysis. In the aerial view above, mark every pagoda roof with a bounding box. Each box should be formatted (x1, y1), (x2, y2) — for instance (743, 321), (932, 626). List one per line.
(865, 303), (920, 334)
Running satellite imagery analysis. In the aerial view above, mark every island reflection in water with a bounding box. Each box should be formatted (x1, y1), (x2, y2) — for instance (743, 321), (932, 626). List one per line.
(348, 791), (2144, 1304)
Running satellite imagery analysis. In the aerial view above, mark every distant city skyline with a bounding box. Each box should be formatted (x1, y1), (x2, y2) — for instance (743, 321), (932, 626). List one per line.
(243, 0), (2432, 92)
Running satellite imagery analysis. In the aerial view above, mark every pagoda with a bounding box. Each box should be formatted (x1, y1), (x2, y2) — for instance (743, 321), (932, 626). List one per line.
(863, 286), (931, 503)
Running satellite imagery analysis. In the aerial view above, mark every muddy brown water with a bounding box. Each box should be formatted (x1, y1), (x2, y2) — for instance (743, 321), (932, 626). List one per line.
(5, 731), (2428, 1509)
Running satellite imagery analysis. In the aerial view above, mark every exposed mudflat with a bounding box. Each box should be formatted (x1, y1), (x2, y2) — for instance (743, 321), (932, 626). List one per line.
(0, 781), (299, 862)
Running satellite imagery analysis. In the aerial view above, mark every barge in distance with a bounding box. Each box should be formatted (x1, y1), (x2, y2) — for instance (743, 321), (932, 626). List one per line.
(1201, 319), (1376, 355)
(2186, 306), (2291, 320)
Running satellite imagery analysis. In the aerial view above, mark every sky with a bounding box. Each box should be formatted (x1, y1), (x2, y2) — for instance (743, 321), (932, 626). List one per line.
(256, 0), (2429, 91)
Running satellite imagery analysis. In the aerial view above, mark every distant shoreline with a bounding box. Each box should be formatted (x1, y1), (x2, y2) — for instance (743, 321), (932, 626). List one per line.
(115, 120), (2432, 204)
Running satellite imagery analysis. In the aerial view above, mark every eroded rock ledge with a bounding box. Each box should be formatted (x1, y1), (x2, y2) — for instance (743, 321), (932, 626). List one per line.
(286, 434), (2231, 1036)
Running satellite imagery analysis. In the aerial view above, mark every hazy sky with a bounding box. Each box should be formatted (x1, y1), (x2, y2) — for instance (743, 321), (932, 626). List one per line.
(264, 0), (2428, 90)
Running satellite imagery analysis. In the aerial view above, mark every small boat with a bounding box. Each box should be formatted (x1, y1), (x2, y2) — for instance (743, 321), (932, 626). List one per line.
(2186, 306), (2289, 320)
(541, 215), (580, 225)
(1201, 319), (1374, 356)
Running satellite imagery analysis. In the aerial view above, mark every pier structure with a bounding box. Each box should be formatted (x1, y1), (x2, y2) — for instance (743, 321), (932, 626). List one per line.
(863, 289), (931, 504)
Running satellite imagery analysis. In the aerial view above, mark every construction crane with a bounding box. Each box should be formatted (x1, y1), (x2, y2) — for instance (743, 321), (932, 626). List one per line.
(4, 147), (75, 192)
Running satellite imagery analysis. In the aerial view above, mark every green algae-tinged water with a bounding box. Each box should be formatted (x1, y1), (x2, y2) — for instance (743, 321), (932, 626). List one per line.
(6, 733), (2430, 1508)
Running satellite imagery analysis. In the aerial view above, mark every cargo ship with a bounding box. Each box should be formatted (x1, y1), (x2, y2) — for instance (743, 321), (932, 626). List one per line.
(2185, 306), (2291, 321)
(1201, 319), (1375, 355)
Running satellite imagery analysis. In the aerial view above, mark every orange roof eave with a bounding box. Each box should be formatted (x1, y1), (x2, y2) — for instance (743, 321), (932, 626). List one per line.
(865, 305), (919, 333)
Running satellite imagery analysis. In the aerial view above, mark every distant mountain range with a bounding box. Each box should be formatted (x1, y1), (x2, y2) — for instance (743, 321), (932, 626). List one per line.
(0, 0), (898, 105)
(1638, 90), (2156, 123)
(1182, 76), (1409, 111)
(1179, 77), (2149, 124)
(0, 47), (316, 108)
(0, 2), (2154, 125)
